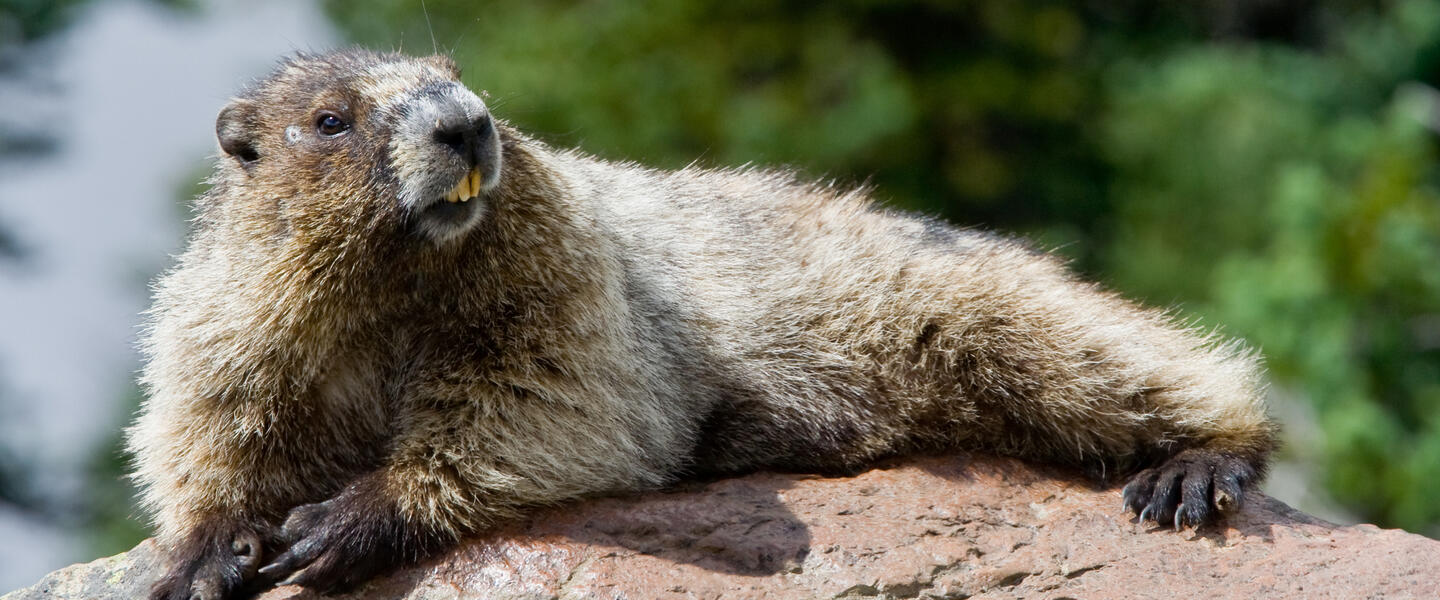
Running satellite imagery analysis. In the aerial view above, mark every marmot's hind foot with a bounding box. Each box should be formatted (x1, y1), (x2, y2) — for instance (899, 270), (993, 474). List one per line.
(1121, 448), (1258, 530)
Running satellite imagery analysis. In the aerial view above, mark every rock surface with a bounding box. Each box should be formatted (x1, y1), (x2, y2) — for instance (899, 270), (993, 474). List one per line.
(6, 454), (1438, 600)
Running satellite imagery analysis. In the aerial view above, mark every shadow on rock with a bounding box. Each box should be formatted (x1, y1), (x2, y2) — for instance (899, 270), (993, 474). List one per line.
(524, 474), (812, 576)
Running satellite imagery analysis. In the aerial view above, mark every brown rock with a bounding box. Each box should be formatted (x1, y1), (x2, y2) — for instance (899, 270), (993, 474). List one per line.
(6, 455), (1437, 599)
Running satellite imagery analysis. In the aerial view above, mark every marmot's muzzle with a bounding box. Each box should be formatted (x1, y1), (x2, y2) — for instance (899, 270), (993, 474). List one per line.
(391, 81), (503, 243)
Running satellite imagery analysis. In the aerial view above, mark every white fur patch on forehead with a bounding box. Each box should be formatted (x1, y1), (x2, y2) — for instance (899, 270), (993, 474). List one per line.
(354, 61), (453, 109)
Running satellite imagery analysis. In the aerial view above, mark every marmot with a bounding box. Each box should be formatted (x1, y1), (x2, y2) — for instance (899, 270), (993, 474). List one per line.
(129, 50), (1277, 600)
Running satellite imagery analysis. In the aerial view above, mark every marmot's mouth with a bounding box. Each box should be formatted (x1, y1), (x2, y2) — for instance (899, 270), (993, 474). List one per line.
(414, 167), (486, 242)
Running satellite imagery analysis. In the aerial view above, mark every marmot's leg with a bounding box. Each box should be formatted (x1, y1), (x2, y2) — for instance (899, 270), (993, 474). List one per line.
(254, 391), (674, 593)
(1099, 327), (1277, 528)
(135, 433), (288, 600)
(906, 250), (1277, 529)
(133, 401), (379, 600)
(253, 453), (516, 593)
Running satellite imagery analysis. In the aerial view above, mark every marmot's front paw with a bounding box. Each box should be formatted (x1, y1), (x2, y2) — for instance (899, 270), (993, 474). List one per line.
(256, 496), (368, 594)
(1121, 448), (1259, 530)
(258, 479), (431, 595)
(149, 523), (266, 600)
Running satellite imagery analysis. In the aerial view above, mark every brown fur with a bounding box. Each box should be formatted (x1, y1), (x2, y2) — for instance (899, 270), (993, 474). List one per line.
(128, 50), (1277, 599)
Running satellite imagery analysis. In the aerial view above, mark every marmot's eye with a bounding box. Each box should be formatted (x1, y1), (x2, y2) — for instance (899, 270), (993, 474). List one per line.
(315, 112), (349, 136)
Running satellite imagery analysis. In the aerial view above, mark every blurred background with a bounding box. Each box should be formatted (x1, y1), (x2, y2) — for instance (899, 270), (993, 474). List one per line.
(2, 0), (1438, 591)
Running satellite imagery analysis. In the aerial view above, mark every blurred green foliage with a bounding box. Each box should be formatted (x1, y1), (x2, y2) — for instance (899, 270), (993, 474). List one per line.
(0, 0), (90, 48)
(329, 0), (1440, 533)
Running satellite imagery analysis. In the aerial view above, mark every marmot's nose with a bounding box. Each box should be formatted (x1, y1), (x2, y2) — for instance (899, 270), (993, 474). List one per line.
(432, 113), (494, 167)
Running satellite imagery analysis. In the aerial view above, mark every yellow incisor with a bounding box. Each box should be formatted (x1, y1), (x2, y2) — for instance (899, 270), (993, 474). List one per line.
(445, 168), (483, 203)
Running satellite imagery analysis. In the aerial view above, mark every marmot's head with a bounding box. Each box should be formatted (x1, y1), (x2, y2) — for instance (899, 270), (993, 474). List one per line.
(211, 50), (502, 246)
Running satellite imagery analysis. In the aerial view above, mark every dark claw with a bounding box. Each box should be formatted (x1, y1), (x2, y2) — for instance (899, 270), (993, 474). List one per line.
(283, 551), (355, 591)
(255, 550), (300, 582)
(1122, 448), (1260, 530)
(1121, 467), (1158, 514)
(1147, 468), (1183, 525)
(256, 499), (335, 586)
(1177, 500), (1206, 529)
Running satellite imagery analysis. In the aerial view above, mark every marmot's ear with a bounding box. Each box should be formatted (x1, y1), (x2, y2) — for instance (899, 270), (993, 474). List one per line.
(428, 54), (460, 78)
(216, 99), (260, 167)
